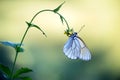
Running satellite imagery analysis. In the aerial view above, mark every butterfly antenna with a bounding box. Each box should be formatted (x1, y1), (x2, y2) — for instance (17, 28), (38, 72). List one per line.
(78, 25), (85, 33)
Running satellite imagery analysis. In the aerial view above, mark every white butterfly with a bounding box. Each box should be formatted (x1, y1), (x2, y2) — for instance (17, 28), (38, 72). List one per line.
(63, 32), (91, 61)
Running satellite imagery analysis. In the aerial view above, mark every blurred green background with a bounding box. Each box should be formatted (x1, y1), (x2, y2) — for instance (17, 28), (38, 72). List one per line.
(0, 0), (120, 80)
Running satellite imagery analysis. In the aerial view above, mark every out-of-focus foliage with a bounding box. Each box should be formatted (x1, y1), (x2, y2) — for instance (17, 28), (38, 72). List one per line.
(0, 0), (120, 80)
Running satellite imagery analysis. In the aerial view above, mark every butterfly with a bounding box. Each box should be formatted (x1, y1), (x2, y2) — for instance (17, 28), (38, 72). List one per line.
(63, 29), (91, 61)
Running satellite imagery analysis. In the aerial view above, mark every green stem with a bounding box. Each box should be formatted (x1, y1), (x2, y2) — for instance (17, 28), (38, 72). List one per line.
(30, 9), (52, 23)
(55, 12), (70, 30)
(30, 9), (70, 30)
(10, 9), (70, 80)
(19, 26), (30, 47)
(10, 26), (30, 80)
(10, 51), (18, 80)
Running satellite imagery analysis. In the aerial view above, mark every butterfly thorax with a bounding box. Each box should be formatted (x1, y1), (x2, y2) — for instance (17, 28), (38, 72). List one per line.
(70, 32), (77, 38)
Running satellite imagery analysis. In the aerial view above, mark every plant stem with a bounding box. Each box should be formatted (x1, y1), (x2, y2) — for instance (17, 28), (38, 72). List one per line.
(55, 12), (70, 30)
(10, 8), (70, 80)
(10, 27), (30, 80)
(30, 9), (70, 30)
(19, 26), (30, 47)
(10, 51), (18, 80)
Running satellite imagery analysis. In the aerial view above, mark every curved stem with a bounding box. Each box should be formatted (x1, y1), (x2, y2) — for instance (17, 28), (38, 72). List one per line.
(30, 9), (52, 23)
(55, 12), (70, 30)
(10, 8), (70, 80)
(29, 9), (70, 30)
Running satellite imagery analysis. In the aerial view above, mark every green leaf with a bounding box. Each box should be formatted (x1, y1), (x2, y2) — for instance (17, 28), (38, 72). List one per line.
(26, 21), (47, 37)
(13, 67), (33, 79)
(0, 41), (17, 48)
(31, 24), (47, 37)
(59, 15), (64, 24)
(26, 21), (31, 27)
(53, 1), (65, 13)
(16, 46), (24, 52)
(0, 64), (11, 77)
(0, 41), (24, 53)
(19, 76), (32, 80)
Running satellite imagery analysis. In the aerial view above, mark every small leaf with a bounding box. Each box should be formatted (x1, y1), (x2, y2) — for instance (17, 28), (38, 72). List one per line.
(16, 46), (24, 52)
(59, 15), (64, 24)
(26, 21), (47, 37)
(0, 41), (17, 48)
(0, 64), (11, 77)
(26, 21), (31, 27)
(0, 41), (24, 53)
(31, 24), (47, 37)
(53, 1), (65, 13)
(19, 76), (32, 80)
(13, 67), (33, 79)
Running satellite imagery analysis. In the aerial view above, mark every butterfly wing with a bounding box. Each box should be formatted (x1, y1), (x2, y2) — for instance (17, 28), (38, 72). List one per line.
(79, 47), (91, 61)
(63, 36), (79, 59)
(63, 36), (91, 60)
(77, 37), (91, 61)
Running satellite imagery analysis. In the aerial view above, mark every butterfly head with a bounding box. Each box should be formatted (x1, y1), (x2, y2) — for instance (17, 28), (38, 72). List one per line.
(70, 32), (78, 38)
(73, 32), (77, 35)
